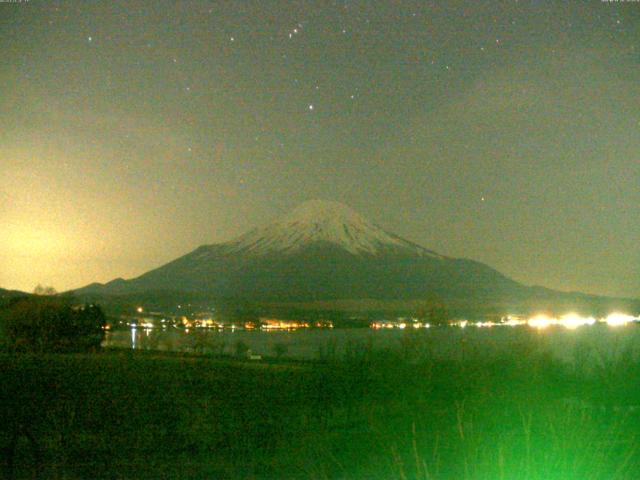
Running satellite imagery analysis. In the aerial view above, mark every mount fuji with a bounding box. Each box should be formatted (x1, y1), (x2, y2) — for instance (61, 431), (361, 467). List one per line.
(223, 200), (443, 258)
(75, 200), (518, 299)
(73, 200), (636, 313)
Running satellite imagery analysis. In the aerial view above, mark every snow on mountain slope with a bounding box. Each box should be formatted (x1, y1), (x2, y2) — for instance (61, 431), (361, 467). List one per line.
(220, 199), (443, 257)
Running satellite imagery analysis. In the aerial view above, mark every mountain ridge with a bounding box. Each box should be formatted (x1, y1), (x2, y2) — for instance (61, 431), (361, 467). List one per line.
(71, 200), (639, 315)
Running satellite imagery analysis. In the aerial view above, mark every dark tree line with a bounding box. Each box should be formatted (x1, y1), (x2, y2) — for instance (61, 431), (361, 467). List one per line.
(0, 297), (106, 353)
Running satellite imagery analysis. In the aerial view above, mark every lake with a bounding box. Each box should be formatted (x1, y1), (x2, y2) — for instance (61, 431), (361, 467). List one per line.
(103, 323), (640, 365)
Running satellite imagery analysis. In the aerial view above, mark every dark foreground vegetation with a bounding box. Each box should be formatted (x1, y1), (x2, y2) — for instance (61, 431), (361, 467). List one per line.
(2, 327), (640, 479)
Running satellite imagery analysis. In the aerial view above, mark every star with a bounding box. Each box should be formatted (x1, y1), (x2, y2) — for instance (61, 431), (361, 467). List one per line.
(87, 36), (92, 42)
(308, 104), (314, 111)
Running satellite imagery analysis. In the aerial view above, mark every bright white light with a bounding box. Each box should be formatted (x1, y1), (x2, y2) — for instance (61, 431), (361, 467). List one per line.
(476, 321), (497, 328)
(504, 318), (525, 327)
(528, 314), (556, 330)
(559, 313), (595, 330)
(458, 320), (468, 329)
(605, 312), (637, 327)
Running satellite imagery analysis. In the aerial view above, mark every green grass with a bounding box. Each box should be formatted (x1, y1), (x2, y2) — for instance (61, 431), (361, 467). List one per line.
(2, 333), (640, 479)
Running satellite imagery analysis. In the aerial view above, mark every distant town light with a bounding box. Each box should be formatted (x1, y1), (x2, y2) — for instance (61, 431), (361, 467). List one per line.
(558, 313), (595, 330)
(503, 317), (525, 327)
(605, 312), (637, 327)
(528, 314), (555, 330)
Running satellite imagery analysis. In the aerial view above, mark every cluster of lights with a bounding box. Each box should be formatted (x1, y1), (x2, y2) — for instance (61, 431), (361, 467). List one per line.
(371, 321), (431, 330)
(127, 306), (638, 333)
(525, 313), (639, 330)
(128, 321), (154, 329)
(261, 320), (308, 330)
(125, 312), (334, 332)
(452, 313), (639, 330)
(526, 314), (596, 330)
(260, 319), (333, 330)
(454, 318), (526, 329)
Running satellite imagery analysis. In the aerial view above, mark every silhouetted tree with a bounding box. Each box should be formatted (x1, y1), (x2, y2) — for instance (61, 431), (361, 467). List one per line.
(33, 284), (57, 296)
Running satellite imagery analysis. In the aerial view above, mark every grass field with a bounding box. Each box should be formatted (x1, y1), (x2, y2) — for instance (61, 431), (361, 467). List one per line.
(2, 330), (640, 479)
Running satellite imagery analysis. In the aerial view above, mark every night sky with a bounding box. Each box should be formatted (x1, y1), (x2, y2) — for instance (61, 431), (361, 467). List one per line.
(1, 1), (638, 297)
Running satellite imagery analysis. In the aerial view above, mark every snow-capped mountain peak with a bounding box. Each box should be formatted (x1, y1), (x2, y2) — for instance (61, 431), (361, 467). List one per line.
(277, 199), (369, 227)
(223, 199), (441, 257)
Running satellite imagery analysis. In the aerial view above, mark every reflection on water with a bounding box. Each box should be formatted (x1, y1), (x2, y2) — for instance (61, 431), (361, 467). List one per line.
(104, 324), (640, 364)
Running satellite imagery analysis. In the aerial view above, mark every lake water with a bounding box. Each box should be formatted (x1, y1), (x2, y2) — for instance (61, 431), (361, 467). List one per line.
(104, 323), (640, 364)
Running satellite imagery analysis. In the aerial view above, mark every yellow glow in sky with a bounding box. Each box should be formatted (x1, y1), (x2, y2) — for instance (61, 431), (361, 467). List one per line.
(6, 222), (70, 257)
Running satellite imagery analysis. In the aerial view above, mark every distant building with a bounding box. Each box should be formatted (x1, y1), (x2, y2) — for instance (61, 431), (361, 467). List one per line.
(260, 318), (310, 330)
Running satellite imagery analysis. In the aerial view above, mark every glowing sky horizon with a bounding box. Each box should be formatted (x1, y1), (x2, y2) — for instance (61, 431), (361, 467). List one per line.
(1, 1), (638, 297)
